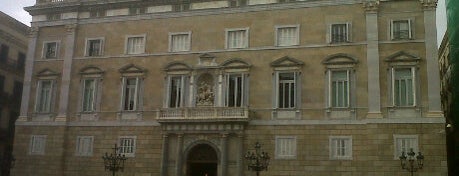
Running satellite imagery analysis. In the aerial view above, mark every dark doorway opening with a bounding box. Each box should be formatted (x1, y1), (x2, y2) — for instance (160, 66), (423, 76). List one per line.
(187, 144), (218, 176)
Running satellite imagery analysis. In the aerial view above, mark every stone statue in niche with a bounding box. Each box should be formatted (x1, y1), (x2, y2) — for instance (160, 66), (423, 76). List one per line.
(196, 73), (214, 106)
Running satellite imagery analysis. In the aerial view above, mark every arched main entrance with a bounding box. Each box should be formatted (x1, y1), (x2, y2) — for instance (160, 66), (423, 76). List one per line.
(186, 144), (218, 176)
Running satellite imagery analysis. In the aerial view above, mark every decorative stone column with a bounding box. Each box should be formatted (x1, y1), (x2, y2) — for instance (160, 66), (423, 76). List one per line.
(420, 0), (443, 117)
(175, 134), (184, 176)
(160, 133), (169, 176)
(56, 24), (77, 122)
(18, 27), (39, 122)
(220, 133), (228, 176)
(237, 133), (244, 176)
(363, 0), (383, 118)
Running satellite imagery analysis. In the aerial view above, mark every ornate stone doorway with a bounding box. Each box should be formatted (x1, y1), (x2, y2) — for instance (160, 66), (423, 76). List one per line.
(186, 144), (218, 176)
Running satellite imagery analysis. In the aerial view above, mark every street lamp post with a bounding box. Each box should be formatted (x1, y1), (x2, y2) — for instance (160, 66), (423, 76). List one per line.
(399, 148), (424, 176)
(102, 144), (127, 176)
(245, 142), (270, 176)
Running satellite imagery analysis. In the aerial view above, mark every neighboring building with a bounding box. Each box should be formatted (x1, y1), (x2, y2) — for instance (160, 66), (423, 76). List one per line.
(0, 12), (28, 176)
(15, 0), (446, 175)
(440, 0), (459, 175)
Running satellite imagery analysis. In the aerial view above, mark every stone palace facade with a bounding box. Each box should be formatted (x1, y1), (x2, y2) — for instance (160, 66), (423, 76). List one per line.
(13, 0), (446, 175)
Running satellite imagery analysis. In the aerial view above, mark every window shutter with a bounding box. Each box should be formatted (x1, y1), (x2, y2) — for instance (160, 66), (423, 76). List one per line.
(50, 80), (57, 113)
(295, 72), (301, 109)
(390, 20), (394, 40)
(326, 24), (331, 43)
(243, 73), (249, 107)
(346, 70), (350, 107)
(273, 72), (279, 108)
(411, 67), (416, 106)
(408, 19), (413, 39)
(120, 77), (126, 111)
(346, 22), (352, 42)
(390, 67), (395, 106)
(327, 70), (332, 108)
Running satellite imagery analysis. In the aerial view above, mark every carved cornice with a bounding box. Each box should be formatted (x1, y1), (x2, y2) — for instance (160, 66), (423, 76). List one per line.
(419, 0), (437, 10)
(28, 27), (39, 38)
(362, 0), (380, 13)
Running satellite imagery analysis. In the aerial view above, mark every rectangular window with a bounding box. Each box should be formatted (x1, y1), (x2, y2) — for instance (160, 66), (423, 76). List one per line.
(229, 0), (247, 7)
(29, 135), (46, 155)
(275, 136), (296, 159)
(329, 136), (352, 160)
(82, 79), (96, 112)
(0, 44), (9, 63)
(86, 38), (104, 57)
(173, 2), (190, 11)
(129, 7), (145, 15)
(276, 25), (299, 46)
(126, 36), (145, 54)
(170, 33), (191, 52)
(47, 14), (61, 20)
(393, 68), (415, 106)
(394, 135), (418, 159)
(331, 23), (349, 43)
(43, 42), (58, 59)
(391, 19), (412, 40)
(278, 72), (296, 108)
(330, 70), (349, 107)
(226, 29), (248, 49)
(169, 76), (184, 108)
(17, 52), (26, 69)
(123, 78), (140, 111)
(35, 80), (54, 113)
(119, 136), (136, 157)
(226, 74), (244, 107)
(76, 136), (93, 156)
(90, 10), (105, 18)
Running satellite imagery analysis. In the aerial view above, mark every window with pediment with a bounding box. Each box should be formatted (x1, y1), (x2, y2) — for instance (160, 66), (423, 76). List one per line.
(322, 54), (358, 119)
(220, 59), (251, 107)
(34, 69), (59, 114)
(164, 62), (192, 108)
(78, 66), (104, 116)
(119, 64), (146, 114)
(386, 51), (420, 108)
(270, 56), (303, 119)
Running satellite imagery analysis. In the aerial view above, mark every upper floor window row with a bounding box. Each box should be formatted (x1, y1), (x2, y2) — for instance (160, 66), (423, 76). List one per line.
(41, 20), (415, 59)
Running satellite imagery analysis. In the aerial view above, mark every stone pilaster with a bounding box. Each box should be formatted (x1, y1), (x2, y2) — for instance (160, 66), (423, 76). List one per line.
(160, 133), (169, 176)
(237, 133), (244, 176)
(363, 1), (383, 118)
(220, 133), (228, 176)
(420, 0), (443, 117)
(56, 24), (77, 122)
(175, 134), (184, 176)
(18, 27), (39, 122)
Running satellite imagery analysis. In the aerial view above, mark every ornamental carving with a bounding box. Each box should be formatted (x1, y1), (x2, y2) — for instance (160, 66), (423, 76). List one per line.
(419, 0), (437, 10)
(362, 0), (380, 13)
(196, 74), (214, 106)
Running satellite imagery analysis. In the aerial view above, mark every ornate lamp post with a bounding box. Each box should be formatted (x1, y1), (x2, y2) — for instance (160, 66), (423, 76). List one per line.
(102, 144), (127, 176)
(399, 148), (424, 176)
(245, 142), (270, 176)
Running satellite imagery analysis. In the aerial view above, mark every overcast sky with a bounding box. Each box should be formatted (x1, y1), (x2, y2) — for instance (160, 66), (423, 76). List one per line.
(0, 0), (448, 46)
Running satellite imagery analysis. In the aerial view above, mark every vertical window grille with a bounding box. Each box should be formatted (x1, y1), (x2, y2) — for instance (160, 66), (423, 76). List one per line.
(123, 78), (139, 111)
(331, 70), (349, 107)
(278, 72), (296, 108)
(331, 24), (348, 43)
(171, 34), (190, 52)
(82, 79), (96, 112)
(36, 80), (53, 113)
(226, 74), (244, 107)
(227, 30), (247, 49)
(169, 76), (183, 108)
(393, 68), (415, 106)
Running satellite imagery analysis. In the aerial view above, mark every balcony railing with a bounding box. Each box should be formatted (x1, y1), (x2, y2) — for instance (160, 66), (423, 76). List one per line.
(158, 107), (249, 120)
